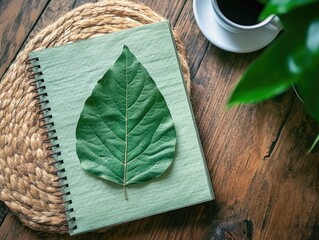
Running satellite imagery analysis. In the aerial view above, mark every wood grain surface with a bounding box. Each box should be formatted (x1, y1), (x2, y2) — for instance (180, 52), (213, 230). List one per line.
(0, 0), (49, 78)
(1, 0), (319, 239)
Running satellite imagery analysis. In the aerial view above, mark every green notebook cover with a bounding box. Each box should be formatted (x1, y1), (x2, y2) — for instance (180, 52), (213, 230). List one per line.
(29, 21), (214, 235)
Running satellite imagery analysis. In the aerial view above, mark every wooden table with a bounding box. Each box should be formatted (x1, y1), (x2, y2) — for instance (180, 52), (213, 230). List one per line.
(1, 0), (318, 239)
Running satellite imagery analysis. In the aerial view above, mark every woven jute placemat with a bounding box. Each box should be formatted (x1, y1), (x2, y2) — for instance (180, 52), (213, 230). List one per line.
(0, 0), (190, 234)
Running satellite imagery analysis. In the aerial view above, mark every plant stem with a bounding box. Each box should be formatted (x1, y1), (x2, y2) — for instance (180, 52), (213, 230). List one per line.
(124, 185), (128, 200)
(307, 134), (319, 154)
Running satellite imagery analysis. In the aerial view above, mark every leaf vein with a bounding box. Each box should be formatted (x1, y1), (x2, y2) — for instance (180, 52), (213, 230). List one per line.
(92, 103), (125, 143)
(128, 114), (165, 165)
(84, 117), (124, 166)
(96, 84), (125, 117)
(128, 92), (158, 135)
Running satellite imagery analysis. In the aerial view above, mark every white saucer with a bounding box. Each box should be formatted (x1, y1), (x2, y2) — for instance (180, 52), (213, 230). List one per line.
(193, 0), (280, 53)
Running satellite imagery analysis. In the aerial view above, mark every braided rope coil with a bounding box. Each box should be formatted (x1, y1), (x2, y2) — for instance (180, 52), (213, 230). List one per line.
(0, 0), (190, 234)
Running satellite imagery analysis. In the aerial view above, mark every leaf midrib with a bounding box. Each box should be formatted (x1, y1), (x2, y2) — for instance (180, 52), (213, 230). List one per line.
(123, 52), (129, 199)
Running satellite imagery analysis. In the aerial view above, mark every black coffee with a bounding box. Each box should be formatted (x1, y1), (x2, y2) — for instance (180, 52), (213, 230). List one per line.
(216, 0), (265, 26)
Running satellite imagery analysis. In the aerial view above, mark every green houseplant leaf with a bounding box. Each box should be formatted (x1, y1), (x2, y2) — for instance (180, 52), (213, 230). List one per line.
(295, 19), (319, 122)
(228, 2), (319, 151)
(76, 45), (176, 198)
(228, 2), (319, 107)
(259, 0), (319, 20)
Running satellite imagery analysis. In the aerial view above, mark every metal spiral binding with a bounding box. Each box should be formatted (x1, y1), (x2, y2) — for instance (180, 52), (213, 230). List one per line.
(26, 57), (77, 231)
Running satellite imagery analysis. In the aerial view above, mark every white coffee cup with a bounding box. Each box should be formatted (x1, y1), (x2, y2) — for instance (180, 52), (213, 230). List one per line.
(211, 0), (283, 34)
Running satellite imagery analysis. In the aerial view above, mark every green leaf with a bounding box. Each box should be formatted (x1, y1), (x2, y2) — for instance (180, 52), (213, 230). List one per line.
(258, 0), (269, 5)
(295, 20), (319, 122)
(76, 45), (176, 198)
(259, 0), (319, 19)
(228, 2), (319, 107)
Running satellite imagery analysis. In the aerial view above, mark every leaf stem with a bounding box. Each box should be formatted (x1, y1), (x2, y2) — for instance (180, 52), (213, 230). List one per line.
(124, 185), (128, 200)
(307, 133), (319, 155)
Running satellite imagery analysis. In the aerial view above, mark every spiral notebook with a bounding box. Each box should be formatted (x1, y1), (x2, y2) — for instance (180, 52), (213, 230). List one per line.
(28, 21), (214, 235)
